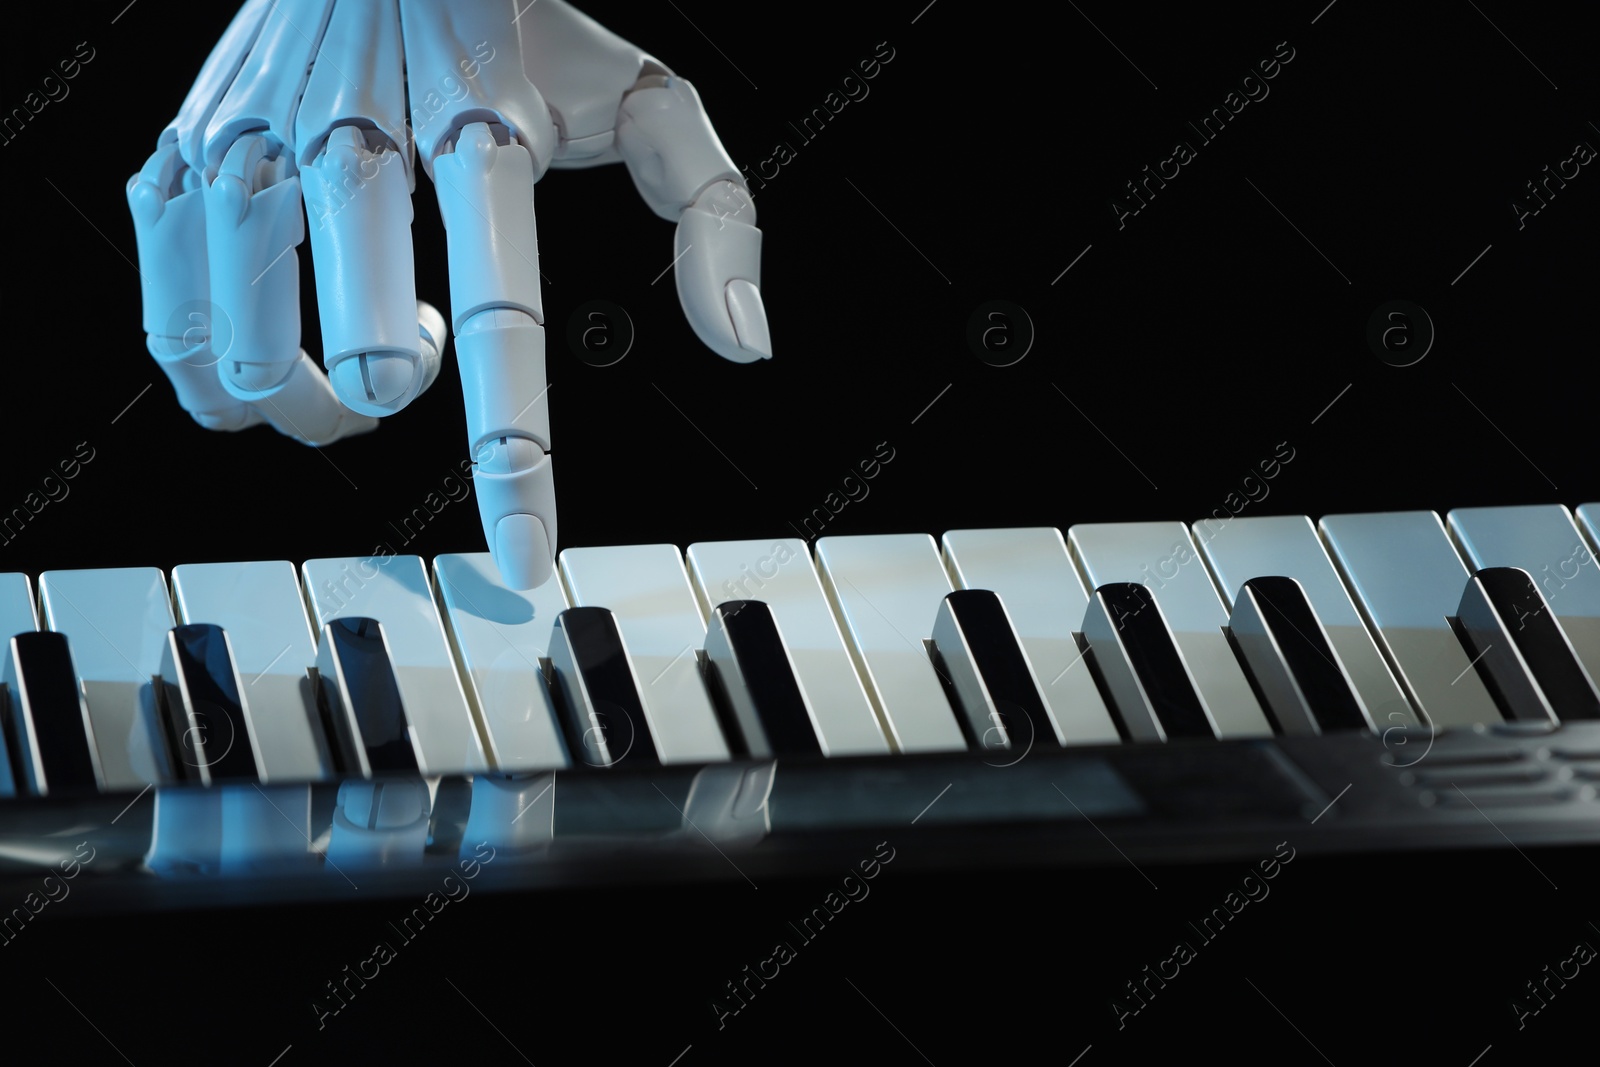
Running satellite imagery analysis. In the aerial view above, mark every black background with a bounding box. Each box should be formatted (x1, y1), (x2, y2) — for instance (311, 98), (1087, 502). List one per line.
(2, 1), (1597, 1063)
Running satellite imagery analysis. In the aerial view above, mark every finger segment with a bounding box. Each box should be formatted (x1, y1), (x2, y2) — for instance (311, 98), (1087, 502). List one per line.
(127, 142), (260, 431)
(432, 122), (553, 589)
(303, 125), (427, 415)
(205, 134), (305, 399)
(675, 182), (769, 362)
(615, 76), (743, 220)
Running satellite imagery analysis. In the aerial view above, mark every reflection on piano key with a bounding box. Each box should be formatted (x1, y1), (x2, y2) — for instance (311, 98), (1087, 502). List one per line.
(1068, 523), (1272, 737)
(303, 557), (487, 775)
(687, 539), (887, 755)
(463, 772), (557, 855)
(558, 545), (728, 763)
(434, 553), (570, 771)
(1196, 515), (1417, 727)
(941, 528), (1121, 745)
(327, 778), (432, 866)
(1448, 505), (1600, 689)
(172, 561), (331, 781)
(813, 534), (967, 753)
(1083, 583), (1214, 741)
(0, 573), (37, 641)
(221, 785), (316, 872)
(39, 568), (175, 789)
(1319, 512), (1504, 727)
(704, 600), (822, 759)
(145, 787), (222, 874)
(1228, 577), (1372, 734)
(1456, 568), (1599, 723)
(676, 762), (777, 847)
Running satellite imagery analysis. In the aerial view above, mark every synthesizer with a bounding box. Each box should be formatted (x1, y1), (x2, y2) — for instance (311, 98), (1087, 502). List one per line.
(2, 503), (1598, 916)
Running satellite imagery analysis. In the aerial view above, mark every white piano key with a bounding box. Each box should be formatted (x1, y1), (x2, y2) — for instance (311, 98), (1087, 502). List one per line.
(38, 568), (174, 789)
(1195, 515), (1417, 728)
(1067, 522), (1272, 737)
(0, 573), (37, 640)
(172, 561), (332, 781)
(686, 538), (888, 756)
(558, 545), (729, 763)
(1319, 512), (1504, 727)
(812, 534), (967, 753)
(434, 553), (571, 771)
(302, 556), (487, 775)
(941, 528), (1121, 745)
(1448, 505), (1600, 689)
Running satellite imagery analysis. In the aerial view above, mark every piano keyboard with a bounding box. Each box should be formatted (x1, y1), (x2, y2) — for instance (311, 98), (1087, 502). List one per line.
(2, 504), (1599, 909)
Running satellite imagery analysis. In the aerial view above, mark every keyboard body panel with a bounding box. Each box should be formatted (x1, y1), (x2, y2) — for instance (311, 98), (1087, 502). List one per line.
(3, 721), (1596, 916)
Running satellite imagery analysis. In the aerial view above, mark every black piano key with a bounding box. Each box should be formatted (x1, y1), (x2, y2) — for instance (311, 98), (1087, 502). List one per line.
(2, 631), (102, 795)
(1082, 583), (1214, 741)
(0, 699), (11, 796)
(1228, 576), (1371, 735)
(549, 607), (659, 767)
(1456, 567), (1600, 723)
(704, 600), (821, 758)
(930, 589), (1053, 753)
(315, 617), (419, 776)
(158, 624), (261, 784)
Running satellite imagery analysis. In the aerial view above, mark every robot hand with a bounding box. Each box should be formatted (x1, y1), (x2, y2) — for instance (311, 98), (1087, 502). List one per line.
(126, 0), (769, 589)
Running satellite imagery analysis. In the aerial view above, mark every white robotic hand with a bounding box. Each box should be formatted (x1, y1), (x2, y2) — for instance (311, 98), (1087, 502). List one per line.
(126, 0), (770, 589)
